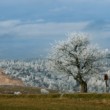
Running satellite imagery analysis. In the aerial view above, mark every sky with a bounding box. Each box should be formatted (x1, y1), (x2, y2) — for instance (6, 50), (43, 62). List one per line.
(0, 0), (110, 59)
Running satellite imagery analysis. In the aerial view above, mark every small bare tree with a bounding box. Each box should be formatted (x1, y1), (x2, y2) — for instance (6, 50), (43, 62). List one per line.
(48, 33), (109, 93)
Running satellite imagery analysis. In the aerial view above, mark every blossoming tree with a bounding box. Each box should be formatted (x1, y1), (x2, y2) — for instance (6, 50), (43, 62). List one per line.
(48, 33), (109, 93)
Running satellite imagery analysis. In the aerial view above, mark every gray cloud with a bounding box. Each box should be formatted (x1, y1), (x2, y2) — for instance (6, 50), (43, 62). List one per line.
(1, 19), (110, 40)
(0, 20), (90, 38)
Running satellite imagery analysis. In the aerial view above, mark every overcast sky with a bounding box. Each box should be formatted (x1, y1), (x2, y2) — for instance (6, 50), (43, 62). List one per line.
(0, 0), (110, 59)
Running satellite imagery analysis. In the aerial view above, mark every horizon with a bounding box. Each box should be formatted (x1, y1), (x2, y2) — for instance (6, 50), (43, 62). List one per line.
(0, 0), (110, 59)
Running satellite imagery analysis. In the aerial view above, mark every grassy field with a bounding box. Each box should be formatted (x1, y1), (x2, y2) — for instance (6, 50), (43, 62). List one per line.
(0, 94), (110, 110)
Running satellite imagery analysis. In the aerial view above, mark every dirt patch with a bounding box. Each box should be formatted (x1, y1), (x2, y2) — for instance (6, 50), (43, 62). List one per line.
(0, 69), (24, 86)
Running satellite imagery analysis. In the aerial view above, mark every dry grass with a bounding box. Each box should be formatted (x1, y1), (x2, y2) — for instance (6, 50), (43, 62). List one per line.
(0, 94), (110, 110)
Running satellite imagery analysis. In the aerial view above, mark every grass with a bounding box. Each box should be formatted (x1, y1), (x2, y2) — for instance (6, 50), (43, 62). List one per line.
(0, 94), (110, 110)
(0, 85), (57, 94)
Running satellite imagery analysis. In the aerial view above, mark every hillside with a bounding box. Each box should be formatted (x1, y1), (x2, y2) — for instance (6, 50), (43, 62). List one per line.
(0, 59), (110, 93)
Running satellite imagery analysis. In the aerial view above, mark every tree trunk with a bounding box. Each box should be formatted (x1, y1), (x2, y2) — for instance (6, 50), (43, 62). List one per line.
(80, 81), (87, 93)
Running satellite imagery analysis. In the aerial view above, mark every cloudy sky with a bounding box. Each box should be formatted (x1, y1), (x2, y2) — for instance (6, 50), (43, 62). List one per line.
(0, 0), (110, 59)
